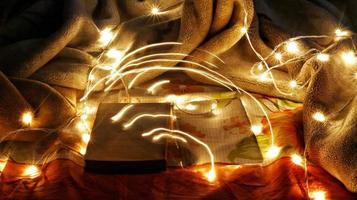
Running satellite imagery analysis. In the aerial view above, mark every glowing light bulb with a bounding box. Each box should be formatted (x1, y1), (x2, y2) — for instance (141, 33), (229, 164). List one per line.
(99, 65), (114, 71)
(185, 103), (197, 111)
(83, 106), (96, 114)
(309, 190), (326, 200)
(23, 165), (40, 178)
(286, 41), (299, 54)
(274, 52), (282, 61)
(106, 48), (124, 60)
(257, 63), (264, 71)
(99, 28), (114, 46)
(76, 121), (88, 131)
(341, 51), (356, 65)
(79, 147), (87, 155)
(257, 73), (270, 82)
(335, 28), (350, 38)
(0, 161), (6, 172)
(240, 27), (248, 34)
(291, 154), (303, 166)
(288, 80), (298, 89)
(205, 169), (216, 182)
(151, 7), (160, 15)
(312, 112), (326, 122)
(266, 146), (281, 160)
(250, 124), (263, 135)
(88, 74), (95, 81)
(212, 109), (221, 116)
(21, 111), (33, 126)
(316, 53), (330, 62)
(80, 114), (88, 121)
(211, 102), (218, 110)
(81, 133), (91, 143)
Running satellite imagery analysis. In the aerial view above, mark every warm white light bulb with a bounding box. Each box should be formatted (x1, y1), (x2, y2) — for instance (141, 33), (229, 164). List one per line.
(250, 124), (263, 135)
(21, 111), (33, 126)
(286, 41), (299, 54)
(76, 121), (88, 131)
(79, 147), (87, 155)
(0, 161), (7, 172)
(83, 106), (96, 114)
(288, 80), (298, 89)
(106, 48), (124, 60)
(266, 146), (281, 159)
(211, 102), (218, 110)
(205, 169), (216, 182)
(211, 109), (221, 116)
(335, 28), (350, 38)
(80, 114), (88, 121)
(257, 73), (270, 82)
(151, 7), (160, 15)
(341, 51), (356, 65)
(99, 28), (114, 46)
(309, 190), (326, 200)
(291, 154), (303, 166)
(312, 112), (326, 122)
(316, 53), (330, 62)
(185, 103), (197, 111)
(23, 165), (40, 178)
(257, 63), (264, 71)
(81, 133), (91, 143)
(240, 27), (248, 33)
(88, 74), (95, 81)
(274, 52), (282, 61)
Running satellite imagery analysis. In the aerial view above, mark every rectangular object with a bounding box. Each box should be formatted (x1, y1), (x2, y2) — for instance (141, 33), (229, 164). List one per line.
(85, 103), (171, 173)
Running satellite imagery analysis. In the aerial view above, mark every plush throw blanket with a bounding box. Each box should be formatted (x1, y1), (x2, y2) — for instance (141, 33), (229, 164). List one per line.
(0, 0), (356, 192)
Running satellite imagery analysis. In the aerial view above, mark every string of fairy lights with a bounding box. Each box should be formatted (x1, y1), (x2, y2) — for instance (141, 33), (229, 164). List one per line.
(1, 3), (356, 200)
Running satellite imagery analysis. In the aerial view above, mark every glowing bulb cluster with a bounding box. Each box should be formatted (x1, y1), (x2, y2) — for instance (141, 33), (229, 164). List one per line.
(77, 105), (96, 155)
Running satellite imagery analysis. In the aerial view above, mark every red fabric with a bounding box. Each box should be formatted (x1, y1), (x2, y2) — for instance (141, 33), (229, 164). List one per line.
(1, 107), (356, 199)
(1, 158), (356, 200)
